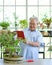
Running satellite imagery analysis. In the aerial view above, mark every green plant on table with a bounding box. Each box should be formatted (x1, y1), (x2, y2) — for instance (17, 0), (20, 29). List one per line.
(0, 21), (10, 29)
(0, 31), (21, 57)
(42, 15), (52, 28)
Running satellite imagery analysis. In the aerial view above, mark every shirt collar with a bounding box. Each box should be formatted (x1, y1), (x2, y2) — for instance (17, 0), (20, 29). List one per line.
(27, 28), (36, 32)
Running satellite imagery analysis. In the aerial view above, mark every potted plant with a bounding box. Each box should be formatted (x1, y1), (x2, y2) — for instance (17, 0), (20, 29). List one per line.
(42, 15), (52, 28)
(19, 19), (28, 29)
(0, 31), (21, 61)
(48, 46), (52, 51)
(0, 21), (10, 29)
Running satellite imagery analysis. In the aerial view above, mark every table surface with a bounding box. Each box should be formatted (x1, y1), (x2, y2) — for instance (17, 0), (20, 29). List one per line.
(0, 59), (52, 65)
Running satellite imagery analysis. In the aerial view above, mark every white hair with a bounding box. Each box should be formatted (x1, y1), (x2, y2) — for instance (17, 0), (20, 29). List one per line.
(29, 16), (38, 23)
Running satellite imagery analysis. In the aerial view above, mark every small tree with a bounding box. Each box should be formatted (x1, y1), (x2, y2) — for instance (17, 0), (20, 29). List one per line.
(0, 31), (21, 57)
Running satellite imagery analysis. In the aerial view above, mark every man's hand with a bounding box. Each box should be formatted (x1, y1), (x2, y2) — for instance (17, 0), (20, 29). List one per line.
(24, 39), (30, 44)
(18, 37), (30, 45)
(18, 37), (26, 43)
(23, 39), (40, 46)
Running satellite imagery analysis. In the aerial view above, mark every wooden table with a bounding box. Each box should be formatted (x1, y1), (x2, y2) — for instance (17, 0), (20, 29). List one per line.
(0, 59), (52, 65)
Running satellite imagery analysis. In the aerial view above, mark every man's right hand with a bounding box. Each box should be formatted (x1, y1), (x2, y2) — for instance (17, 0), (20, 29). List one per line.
(24, 39), (30, 44)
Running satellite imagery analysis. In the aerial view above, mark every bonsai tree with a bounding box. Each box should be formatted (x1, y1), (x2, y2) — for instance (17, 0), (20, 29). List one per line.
(0, 31), (21, 58)
(19, 19), (28, 29)
(42, 15), (52, 28)
(0, 21), (10, 29)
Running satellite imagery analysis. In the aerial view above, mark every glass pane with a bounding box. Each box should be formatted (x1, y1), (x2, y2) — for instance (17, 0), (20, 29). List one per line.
(45, 47), (50, 58)
(51, 38), (52, 45)
(39, 6), (50, 23)
(28, 7), (38, 20)
(16, 7), (26, 20)
(16, 0), (26, 5)
(51, 0), (52, 5)
(4, 0), (15, 5)
(4, 6), (15, 30)
(43, 37), (50, 46)
(39, 0), (50, 5)
(39, 53), (43, 58)
(28, 0), (38, 5)
(0, 7), (3, 22)
(51, 7), (52, 17)
(39, 47), (44, 52)
(51, 52), (52, 58)
(0, 0), (3, 5)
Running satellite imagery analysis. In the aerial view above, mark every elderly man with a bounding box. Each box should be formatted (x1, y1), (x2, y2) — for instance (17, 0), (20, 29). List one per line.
(22, 17), (43, 61)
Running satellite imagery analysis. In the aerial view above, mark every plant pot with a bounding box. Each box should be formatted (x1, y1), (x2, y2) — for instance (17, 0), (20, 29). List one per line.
(3, 51), (22, 63)
(46, 23), (50, 28)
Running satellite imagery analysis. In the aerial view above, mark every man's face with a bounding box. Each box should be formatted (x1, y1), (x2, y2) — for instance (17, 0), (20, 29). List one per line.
(29, 19), (37, 31)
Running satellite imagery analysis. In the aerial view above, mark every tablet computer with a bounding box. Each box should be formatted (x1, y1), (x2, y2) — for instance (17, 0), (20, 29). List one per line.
(16, 31), (25, 39)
